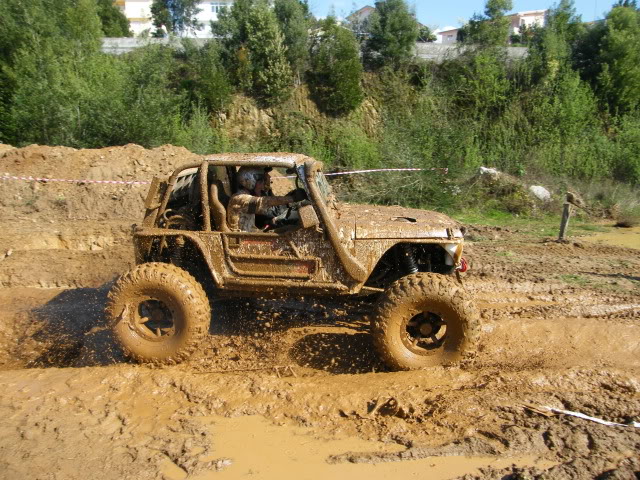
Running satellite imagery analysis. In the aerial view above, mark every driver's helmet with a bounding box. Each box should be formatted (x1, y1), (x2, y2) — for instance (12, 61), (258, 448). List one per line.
(237, 167), (267, 191)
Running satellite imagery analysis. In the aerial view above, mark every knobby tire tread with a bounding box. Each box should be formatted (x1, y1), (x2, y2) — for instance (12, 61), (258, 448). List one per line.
(106, 262), (211, 366)
(370, 272), (479, 371)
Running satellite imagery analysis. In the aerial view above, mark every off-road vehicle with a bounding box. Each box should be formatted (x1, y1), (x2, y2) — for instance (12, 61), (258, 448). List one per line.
(106, 153), (477, 370)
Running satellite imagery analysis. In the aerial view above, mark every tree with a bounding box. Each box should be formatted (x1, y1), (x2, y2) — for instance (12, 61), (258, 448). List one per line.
(96, 0), (131, 37)
(175, 40), (232, 113)
(417, 25), (436, 42)
(459, 0), (513, 47)
(274, 0), (310, 83)
(364, 0), (419, 69)
(150, 0), (202, 35)
(596, 5), (640, 113)
(246, 1), (293, 104)
(214, 0), (257, 88)
(215, 0), (293, 104)
(613, 0), (638, 8)
(309, 17), (364, 115)
(0, 0), (103, 144)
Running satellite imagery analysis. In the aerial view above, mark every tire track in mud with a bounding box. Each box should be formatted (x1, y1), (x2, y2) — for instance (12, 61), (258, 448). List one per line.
(0, 218), (638, 479)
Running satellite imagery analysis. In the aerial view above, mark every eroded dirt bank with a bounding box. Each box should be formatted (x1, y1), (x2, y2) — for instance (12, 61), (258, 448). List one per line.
(0, 144), (638, 479)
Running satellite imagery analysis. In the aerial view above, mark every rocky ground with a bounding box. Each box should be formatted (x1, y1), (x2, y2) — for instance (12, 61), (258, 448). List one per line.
(0, 144), (638, 480)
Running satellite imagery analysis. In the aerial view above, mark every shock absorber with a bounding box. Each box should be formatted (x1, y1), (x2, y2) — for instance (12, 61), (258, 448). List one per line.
(400, 244), (419, 274)
(171, 235), (185, 266)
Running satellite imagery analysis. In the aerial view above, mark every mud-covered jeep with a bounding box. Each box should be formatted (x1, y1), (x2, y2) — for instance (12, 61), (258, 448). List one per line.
(107, 153), (478, 370)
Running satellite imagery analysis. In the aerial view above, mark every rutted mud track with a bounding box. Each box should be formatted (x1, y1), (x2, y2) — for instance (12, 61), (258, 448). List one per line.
(0, 145), (638, 479)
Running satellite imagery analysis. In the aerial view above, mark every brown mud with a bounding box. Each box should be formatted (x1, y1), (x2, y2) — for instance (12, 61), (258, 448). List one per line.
(0, 145), (639, 480)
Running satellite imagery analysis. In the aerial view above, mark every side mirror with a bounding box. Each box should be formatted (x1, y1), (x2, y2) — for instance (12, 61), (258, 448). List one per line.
(299, 204), (320, 229)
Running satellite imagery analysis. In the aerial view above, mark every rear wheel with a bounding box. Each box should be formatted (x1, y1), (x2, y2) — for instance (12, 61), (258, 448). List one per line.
(106, 262), (210, 365)
(370, 273), (478, 371)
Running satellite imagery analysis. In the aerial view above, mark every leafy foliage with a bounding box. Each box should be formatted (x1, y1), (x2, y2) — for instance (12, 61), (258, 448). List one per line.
(96, 0), (132, 37)
(417, 25), (436, 43)
(0, 0), (639, 215)
(364, 0), (419, 69)
(150, 0), (202, 35)
(459, 0), (513, 47)
(274, 0), (310, 82)
(308, 17), (364, 116)
(215, 0), (293, 104)
(596, 5), (640, 114)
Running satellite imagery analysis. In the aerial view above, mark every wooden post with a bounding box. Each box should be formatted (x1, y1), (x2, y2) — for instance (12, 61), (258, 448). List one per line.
(558, 202), (572, 241)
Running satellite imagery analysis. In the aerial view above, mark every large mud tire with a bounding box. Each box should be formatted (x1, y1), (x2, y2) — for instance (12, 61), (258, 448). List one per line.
(106, 262), (210, 365)
(370, 273), (479, 371)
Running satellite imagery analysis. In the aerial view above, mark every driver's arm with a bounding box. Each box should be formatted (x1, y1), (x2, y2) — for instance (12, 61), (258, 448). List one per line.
(252, 194), (294, 214)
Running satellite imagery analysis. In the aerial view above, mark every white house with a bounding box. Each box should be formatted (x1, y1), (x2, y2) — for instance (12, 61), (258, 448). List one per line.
(435, 10), (547, 44)
(435, 26), (459, 44)
(508, 9), (547, 36)
(114, 0), (234, 37)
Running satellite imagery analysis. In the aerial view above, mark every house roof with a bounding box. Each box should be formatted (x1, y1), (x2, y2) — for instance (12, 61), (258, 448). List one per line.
(507, 9), (547, 18)
(347, 5), (375, 22)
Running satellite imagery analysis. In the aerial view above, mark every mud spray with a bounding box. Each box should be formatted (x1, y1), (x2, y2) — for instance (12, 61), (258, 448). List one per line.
(0, 145), (638, 479)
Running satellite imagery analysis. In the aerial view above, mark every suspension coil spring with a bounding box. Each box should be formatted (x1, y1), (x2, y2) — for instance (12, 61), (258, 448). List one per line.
(401, 244), (419, 274)
(172, 235), (185, 266)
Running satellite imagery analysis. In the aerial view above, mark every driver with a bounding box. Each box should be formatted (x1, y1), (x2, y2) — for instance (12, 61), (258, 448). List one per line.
(227, 167), (303, 232)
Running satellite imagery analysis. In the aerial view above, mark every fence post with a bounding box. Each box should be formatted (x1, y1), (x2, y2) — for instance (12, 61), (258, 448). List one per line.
(558, 201), (572, 241)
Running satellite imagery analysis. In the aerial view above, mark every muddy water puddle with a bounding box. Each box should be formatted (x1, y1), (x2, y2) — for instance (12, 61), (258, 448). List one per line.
(580, 226), (640, 249)
(160, 415), (554, 480)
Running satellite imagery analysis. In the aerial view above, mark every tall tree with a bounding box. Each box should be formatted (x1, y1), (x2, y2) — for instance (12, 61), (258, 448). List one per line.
(246, 1), (293, 104)
(417, 25), (436, 42)
(309, 16), (363, 115)
(0, 0), (103, 144)
(274, 0), (310, 83)
(96, 0), (132, 37)
(596, 5), (640, 113)
(459, 0), (513, 47)
(151, 0), (202, 35)
(215, 0), (293, 104)
(364, 0), (419, 69)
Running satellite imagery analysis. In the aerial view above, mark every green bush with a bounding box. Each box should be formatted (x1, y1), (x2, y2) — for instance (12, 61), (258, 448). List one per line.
(308, 17), (364, 116)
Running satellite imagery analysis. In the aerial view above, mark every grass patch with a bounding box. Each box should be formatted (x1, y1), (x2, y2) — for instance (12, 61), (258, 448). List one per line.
(574, 223), (609, 233)
(452, 209), (616, 239)
(559, 274), (591, 286)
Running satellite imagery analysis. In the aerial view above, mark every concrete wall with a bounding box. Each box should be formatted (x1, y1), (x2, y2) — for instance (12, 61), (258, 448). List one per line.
(101, 38), (529, 61)
(415, 43), (528, 61)
(101, 37), (208, 55)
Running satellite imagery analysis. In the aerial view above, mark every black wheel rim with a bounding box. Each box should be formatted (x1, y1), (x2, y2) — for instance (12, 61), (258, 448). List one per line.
(133, 299), (176, 341)
(402, 312), (447, 355)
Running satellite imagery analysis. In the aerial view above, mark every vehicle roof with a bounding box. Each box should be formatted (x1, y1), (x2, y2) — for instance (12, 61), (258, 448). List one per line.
(201, 152), (312, 169)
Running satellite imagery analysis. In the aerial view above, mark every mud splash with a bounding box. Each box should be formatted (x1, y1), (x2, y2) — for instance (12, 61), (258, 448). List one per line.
(0, 144), (639, 480)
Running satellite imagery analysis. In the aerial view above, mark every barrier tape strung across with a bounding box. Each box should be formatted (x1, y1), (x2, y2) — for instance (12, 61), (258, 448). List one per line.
(0, 175), (151, 185)
(0, 167), (447, 186)
(325, 167), (448, 176)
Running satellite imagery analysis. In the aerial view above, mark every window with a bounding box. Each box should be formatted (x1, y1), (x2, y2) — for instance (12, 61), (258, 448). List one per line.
(211, 2), (228, 13)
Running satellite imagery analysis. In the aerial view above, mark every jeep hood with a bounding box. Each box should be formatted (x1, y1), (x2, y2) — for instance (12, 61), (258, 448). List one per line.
(333, 203), (463, 240)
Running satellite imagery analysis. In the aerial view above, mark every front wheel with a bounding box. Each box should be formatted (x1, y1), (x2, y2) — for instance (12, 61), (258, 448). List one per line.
(370, 273), (478, 371)
(106, 262), (211, 365)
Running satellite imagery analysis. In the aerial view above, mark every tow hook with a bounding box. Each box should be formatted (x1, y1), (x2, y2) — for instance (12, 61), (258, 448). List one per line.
(456, 257), (469, 273)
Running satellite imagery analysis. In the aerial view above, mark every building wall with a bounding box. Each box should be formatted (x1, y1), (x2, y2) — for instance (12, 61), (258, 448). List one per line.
(509, 10), (547, 35)
(116, 0), (233, 37)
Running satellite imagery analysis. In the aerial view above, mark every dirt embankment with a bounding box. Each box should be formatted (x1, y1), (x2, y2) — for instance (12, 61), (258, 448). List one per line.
(0, 144), (638, 480)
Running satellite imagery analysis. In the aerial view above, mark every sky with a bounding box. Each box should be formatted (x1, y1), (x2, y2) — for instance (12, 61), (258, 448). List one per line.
(306, 0), (620, 29)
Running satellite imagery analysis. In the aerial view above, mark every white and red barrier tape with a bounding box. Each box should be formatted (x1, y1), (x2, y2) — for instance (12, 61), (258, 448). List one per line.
(325, 167), (448, 176)
(0, 167), (447, 186)
(0, 175), (151, 185)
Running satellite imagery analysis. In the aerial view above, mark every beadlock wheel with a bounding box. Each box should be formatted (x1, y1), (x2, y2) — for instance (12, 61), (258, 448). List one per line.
(370, 272), (479, 371)
(106, 262), (210, 365)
